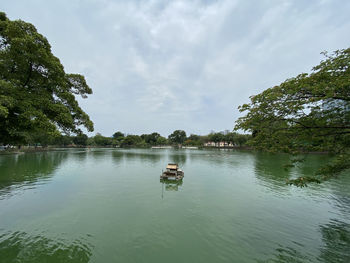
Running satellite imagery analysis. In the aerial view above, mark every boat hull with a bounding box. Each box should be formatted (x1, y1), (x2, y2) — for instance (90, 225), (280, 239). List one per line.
(160, 171), (184, 181)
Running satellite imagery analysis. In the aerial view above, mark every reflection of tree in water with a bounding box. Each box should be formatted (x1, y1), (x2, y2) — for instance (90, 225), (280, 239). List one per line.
(259, 174), (350, 263)
(318, 219), (350, 262)
(254, 151), (350, 262)
(257, 245), (313, 263)
(253, 152), (292, 191)
(70, 150), (88, 162)
(111, 149), (187, 166)
(168, 150), (187, 166)
(260, 220), (350, 263)
(89, 149), (113, 161)
(124, 151), (162, 164)
(315, 173), (350, 262)
(0, 152), (68, 197)
(254, 152), (331, 191)
(0, 231), (92, 263)
(111, 150), (162, 165)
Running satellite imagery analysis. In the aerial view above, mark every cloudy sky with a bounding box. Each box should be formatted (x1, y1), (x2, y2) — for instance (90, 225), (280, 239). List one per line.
(1, 0), (350, 136)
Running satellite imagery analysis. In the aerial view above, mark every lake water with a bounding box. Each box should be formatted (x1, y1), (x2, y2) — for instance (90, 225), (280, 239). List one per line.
(0, 148), (349, 263)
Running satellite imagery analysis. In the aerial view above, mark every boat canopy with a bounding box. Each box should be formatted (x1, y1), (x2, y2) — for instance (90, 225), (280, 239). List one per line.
(166, 163), (178, 170)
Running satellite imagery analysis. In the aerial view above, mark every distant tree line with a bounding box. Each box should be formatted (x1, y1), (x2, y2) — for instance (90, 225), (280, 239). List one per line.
(12, 130), (251, 148)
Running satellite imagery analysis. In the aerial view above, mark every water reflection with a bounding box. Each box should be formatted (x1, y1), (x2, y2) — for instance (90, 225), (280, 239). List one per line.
(160, 179), (184, 199)
(182, 149), (256, 171)
(327, 175), (350, 218)
(1, 149), (349, 262)
(0, 152), (68, 198)
(260, 219), (350, 263)
(88, 149), (112, 161)
(318, 219), (350, 262)
(110, 148), (188, 166)
(168, 150), (187, 166)
(111, 149), (162, 164)
(253, 152), (331, 192)
(160, 179), (183, 192)
(254, 152), (292, 191)
(70, 150), (88, 162)
(258, 245), (312, 263)
(123, 150), (162, 164)
(0, 231), (92, 263)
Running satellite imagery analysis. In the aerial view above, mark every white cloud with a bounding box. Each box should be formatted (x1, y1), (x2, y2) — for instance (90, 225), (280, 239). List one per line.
(1, 0), (350, 136)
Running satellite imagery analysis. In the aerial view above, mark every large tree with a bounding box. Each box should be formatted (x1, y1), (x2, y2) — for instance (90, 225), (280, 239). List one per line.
(141, 132), (161, 145)
(0, 12), (93, 144)
(112, 131), (124, 140)
(235, 48), (350, 186)
(168, 130), (187, 145)
(209, 132), (225, 143)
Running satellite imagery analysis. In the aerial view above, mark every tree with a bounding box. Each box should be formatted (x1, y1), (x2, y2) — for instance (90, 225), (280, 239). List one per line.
(209, 132), (225, 143)
(187, 134), (200, 141)
(112, 131), (124, 140)
(168, 130), (187, 144)
(141, 132), (161, 145)
(27, 131), (54, 147)
(93, 133), (112, 146)
(73, 134), (88, 146)
(224, 132), (250, 146)
(0, 12), (93, 145)
(156, 136), (167, 145)
(184, 134), (203, 146)
(120, 135), (143, 147)
(235, 48), (350, 186)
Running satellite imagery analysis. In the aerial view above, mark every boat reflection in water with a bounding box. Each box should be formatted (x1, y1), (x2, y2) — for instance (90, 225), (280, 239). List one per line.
(160, 178), (183, 191)
(160, 178), (183, 199)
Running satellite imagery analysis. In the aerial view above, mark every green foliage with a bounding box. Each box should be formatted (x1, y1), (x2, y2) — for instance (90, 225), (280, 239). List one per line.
(235, 48), (350, 186)
(141, 132), (161, 145)
(93, 133), (113, 146)
(156, 136), (167, 145)
(27, 131), (56, 147)
(184, 134), (203, 146)
(112, 131), (124, 140)
(73, 134), (88, 146)
(187, 134), (200, 141)
(227, 132), (250, 146)
(0, 12), (93, 144)
(168, 130), (187, 144)
(120, 135), (143, 147)
(206, 131), (250, 146)
(208, 132), (225, 143)
(54, 135), (73, 146)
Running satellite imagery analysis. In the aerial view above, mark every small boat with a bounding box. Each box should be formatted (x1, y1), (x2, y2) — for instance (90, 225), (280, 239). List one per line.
(160, 163), (184, 181)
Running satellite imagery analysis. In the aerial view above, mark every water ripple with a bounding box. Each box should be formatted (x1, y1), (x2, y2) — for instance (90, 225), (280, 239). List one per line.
(0, 230), (93, 263)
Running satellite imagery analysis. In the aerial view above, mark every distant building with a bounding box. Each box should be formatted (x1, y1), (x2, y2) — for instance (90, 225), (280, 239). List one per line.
(204, 141), (234, 147)
(204, 142), (216, 147)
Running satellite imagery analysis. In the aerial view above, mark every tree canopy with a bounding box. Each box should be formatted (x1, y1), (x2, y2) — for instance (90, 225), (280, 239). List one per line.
(0, 12), (93, 144)
(112, 131), (124, 140)
(235, 48), (350, 186)
(168, 130), (187, 144)
(120, 135), (143, 147)
(141, 132), (161, 145)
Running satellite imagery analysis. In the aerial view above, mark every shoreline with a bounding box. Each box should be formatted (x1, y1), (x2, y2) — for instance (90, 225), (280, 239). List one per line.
(0, 145), (330, 155)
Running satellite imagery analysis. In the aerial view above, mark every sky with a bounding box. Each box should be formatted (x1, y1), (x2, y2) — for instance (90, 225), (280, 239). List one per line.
(1, 0), (350, 137)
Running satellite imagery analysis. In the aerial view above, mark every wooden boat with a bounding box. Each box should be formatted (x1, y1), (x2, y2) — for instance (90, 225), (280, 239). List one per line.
(160, 163), (184, 181)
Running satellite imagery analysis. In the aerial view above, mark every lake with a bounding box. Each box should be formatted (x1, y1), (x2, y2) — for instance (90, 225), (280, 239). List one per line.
(0, 148), (349, 262)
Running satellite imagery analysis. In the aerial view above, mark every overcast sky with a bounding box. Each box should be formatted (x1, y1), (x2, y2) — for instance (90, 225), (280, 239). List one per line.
(1, 0), (350, 136)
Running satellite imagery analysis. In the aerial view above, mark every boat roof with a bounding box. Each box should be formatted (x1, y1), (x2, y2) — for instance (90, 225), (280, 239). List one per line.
(166, 163), (178, 169)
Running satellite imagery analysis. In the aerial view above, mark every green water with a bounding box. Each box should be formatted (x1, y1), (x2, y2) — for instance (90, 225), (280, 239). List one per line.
(0, 149), (349, 263)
